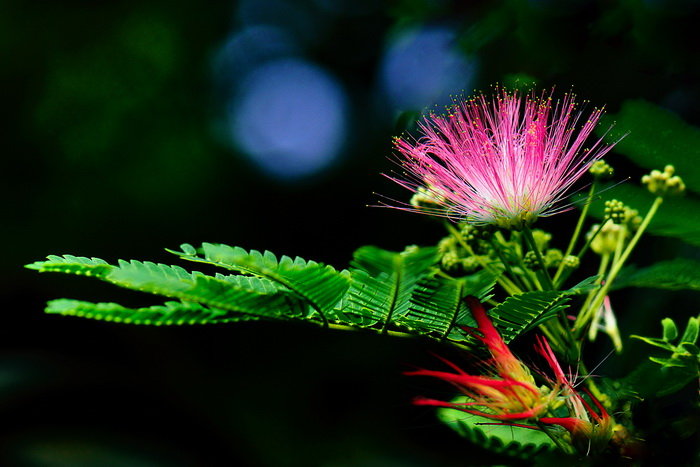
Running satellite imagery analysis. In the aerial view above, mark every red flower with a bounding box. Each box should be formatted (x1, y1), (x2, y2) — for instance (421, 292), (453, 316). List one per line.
(405, 297), (552, 421)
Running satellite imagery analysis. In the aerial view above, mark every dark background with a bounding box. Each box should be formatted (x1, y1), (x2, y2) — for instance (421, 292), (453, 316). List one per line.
(2, 0), (699, 465)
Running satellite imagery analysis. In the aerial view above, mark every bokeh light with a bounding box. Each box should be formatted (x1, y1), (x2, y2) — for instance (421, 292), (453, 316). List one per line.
(380, 26), (477, 111)
(228, 58), (347, 179)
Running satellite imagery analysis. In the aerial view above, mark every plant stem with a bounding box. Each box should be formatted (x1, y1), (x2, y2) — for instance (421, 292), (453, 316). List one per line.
(553, 182), (597, 285)
(489, 236), (529, 292)
(445, 223), (522, 295)
(582, 196), (664, 334)
(522, 225), (555, 290)
(574, 253), (610, 335)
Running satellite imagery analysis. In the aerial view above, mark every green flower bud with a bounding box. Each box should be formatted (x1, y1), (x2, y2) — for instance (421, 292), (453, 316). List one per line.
(441, 250), (461, 271)
(410, 186), (445, 208)
(589, 223), (625, 255)
(461, 256), (481, 272)
(604, 199), (626, 224)
(589, 159), (614, 179)
(563, 255), (580, 269)
(524, 251), (541, 270)
(641, 165), (686, 197)
(623, 206), (642, 231)
(437, 236), (457, 255)
(531, 229), (552, 250)
(544, 248), (563, 268)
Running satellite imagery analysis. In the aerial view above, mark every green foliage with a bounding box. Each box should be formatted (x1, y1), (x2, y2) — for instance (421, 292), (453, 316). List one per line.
(343, 245), (440, 330)
(437, 396), (554, 459)
(613, 259), (700, 291)
(489, 291), (571, 343)
(628, 315), (700, 397)
(26, 255), (113, 278)
(46, 299), (258, 325)
(28, 244), (577, 348)
(401, 269), (495, 341)
(587, 183), (700, 247)
(601, 100), (700, 192)
(168, 243), (350, 324)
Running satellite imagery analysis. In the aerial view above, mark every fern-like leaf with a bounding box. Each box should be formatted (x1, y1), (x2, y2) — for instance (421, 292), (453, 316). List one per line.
(46, 299), (258, 325)
(169, 243), (349, 325)
(26, 255), (114, 278)
(400, 270), (496, 341)
(437, 396), (554, 459)
(489, 291), (571, 343)
(613, 259), (700, 291)
(344, 246), (439, 332)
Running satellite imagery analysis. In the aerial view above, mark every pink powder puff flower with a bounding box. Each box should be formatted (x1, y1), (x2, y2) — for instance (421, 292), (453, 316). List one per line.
(385, 88), (617, 229)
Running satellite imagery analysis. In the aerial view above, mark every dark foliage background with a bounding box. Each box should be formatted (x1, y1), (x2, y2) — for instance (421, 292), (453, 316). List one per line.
(2, 0), (699, 465)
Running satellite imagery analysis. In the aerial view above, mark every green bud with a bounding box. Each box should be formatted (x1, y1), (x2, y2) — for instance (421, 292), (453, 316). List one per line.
(623, 206), (642, 231)
(641, 165), (686, 197)
(460, 224), (493, 242)
(461, 256), (481, 272)
(441, 250), (461, 271)
(523, 251), (541, 270)
(410, 186), (445, 208)
(589, 222), (625, 255)
(437, 236), (457, 255)
(604, 199), (626, 224)
(589, 159), (614, 179)
(544, 248), (563, 268)
(563, 255), (580, 269)
(531, 229), (552, 250)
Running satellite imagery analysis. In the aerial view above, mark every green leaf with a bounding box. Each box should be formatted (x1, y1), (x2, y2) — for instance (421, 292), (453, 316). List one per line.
(46, 299), (257, 325)
(400, 269), (496, 341)
(680, 316), (699, 344)
(587, 183), (700, 247)
(26, 255), (114, 278)
(488, 291), (571, 343)
(169, 243), (350, 324)
(107, 260), (308, 319)
(601, 99), (700, 192)
(344, 246), (439, 332)
(630, 335), (674, 351)
(662, 317), (679, 342)
(621, 360), (699, 398)
(680, 342), (700, 356)
(631, 315), (700, 396)
(613, 259), (700, 291)
(437, 396), (554, 459)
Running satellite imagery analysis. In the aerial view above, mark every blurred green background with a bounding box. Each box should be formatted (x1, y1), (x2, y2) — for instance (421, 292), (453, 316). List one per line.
(2, 0), (699, 465)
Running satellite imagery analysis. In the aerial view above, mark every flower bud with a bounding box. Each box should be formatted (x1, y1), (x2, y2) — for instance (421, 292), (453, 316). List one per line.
(604, 199), (626, 224)
(545, 248), (563, 268)
(524, 251), (541, 270)
(641, 165), (686, 196)
(589, 159), (614, 179)
(562, 254), (580, 269)
(589, 222), (625, 255)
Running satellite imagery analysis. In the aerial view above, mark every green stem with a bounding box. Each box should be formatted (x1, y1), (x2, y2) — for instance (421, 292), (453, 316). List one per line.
(575, 253), (610, 335)
(583, 196), (664, 333)
(522, 225), (555, 290)
(445, 223), (522, 295)
(489, 236), (529, 292)
(553, 182), (597, 285)
(554, 218), (611, 289)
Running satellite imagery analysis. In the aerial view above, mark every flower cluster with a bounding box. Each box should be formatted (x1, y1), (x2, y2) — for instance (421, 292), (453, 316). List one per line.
(407, 297), (613, 454)
(386, 89), (617, 229)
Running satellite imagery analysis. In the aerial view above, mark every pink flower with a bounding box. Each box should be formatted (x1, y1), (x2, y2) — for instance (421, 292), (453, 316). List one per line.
(385, 89), (616, 228)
